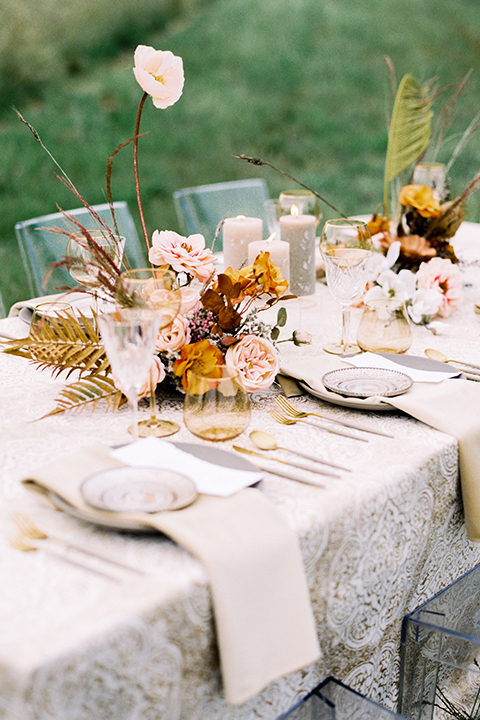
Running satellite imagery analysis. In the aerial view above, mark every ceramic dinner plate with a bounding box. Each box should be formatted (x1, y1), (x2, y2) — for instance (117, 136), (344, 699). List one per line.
(47, 442), (258, 533)
(81, 467), (199, 513)
(322, 367), (413, 398)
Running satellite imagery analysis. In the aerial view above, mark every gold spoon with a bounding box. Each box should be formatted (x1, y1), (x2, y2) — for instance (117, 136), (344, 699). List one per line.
(249, 430), (350, 471)
(233, 445), (338, 478)
(424, 348), (480, 372)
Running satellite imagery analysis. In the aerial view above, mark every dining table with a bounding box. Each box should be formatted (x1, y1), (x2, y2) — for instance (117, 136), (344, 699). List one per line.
(1, 221), (480, 720)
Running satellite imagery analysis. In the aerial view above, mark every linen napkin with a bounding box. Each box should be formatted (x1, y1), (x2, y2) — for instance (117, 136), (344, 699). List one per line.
(111, 437), (263, 496)
(281, 352), (480, 542)
(21, 443), (321, 705)
(8, 291), (92, 319)
(383, 381), (480, 542)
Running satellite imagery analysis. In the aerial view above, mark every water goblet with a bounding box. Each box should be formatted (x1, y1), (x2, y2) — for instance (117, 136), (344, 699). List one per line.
(183, 366), (251, 441)
(320, 218), (373, 355)
(65, 231), (125, 312)
(116, 268), (181, 437)
(97, 308), (162, 442)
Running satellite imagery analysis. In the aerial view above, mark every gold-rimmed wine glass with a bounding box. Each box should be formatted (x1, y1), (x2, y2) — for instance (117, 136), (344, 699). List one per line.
(65, 231), (125, 313)
(320, 218), (373, 355)
(116, 268), (181, 437)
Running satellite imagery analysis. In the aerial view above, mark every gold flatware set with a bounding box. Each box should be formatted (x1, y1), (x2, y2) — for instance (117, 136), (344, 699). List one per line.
(9, 512), (144, 580)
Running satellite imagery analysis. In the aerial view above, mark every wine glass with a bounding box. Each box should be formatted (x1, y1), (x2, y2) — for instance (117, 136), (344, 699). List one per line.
(116, 268), (181, 437)
(66, 231), (125, 312)
(97, 308), (162, 442)
(320, 219), (373, 355)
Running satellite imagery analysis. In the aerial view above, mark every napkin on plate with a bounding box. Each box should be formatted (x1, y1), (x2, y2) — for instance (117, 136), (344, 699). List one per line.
(21, 442), (321, 705)
(111, 437), (263, 497)
(281, 351), (480, 542)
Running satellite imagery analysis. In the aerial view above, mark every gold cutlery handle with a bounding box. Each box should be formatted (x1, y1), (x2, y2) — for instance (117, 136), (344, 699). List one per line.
(233, 446), (339, 478)
(282, 446), (351, 471)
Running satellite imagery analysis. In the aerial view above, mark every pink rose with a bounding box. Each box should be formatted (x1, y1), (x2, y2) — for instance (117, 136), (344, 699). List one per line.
(225, 335), (279, 392)
(112, 355), (165, 400)
(416, 257), (463, 318)
(155, 314), (191, 353)
(149, 230), (216, 282)
(133, 45), (184, 109)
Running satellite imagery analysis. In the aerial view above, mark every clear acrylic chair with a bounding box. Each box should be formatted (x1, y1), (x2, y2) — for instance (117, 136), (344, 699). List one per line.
(277, 677), (407, 720)
(399, 563), (480, 720)
(14, 201), (146, 297)
(173, 178), (270, 251)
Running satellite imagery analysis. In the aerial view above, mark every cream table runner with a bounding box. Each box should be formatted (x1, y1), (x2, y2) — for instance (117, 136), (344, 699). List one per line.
(21, 443), (321, 706)
(281, 352), (480, 542)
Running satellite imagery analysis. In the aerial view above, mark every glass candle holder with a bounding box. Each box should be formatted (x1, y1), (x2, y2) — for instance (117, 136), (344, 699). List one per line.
(183, 366), (251, 441)
(357, 298), (412, 354)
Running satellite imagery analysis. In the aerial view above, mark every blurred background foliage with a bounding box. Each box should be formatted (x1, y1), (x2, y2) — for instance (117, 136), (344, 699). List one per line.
(1, 0), (480, 309)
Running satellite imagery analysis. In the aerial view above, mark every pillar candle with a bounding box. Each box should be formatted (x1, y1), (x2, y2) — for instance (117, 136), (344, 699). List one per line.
(223, 216), (263, 271)
(280, 213), (316, 296)
(247, 237), (290, 286)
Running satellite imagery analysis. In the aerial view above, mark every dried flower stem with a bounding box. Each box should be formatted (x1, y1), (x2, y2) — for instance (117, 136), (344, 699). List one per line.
(235, 154), (347, 217)
(133, 91), (151, 252)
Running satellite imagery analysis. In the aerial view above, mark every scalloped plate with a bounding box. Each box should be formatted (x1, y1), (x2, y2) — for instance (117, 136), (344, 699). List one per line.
(322, 367), (413, 398)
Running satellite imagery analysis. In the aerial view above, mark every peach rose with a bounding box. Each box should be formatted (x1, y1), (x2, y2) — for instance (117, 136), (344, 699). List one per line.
(180, 285), (201, 314)
(416, 257), (463, 317)
(149, 230), (215, 282)
(155, 314), (191, 353)
(112, 355), (165, 399)
(133, 45), (184, 109)
(225, 335), (279, 392)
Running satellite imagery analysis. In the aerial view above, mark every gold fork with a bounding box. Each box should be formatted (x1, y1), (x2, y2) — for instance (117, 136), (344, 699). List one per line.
(268, 408), (368, 442)
(275, 396), (394, 438)
(12, 512), (145, 575)
(8, 534), (121, 582)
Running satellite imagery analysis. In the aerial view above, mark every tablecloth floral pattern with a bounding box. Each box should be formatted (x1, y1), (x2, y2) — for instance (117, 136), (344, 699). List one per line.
(1, 225), (480, 719)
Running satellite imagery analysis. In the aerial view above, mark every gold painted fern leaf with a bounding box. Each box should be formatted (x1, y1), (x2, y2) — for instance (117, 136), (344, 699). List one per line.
(384, 74), (434, 217)
(42, 373), (125, 417)
(4, 311), (109, 378)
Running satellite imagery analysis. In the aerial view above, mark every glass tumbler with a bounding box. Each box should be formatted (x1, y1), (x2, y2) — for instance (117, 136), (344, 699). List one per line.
(357, 298), (412, 354)
(183, 366), (251, 441)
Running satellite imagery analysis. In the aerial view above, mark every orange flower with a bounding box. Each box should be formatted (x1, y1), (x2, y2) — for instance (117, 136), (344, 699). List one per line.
(399, 184), (441, 218)
(173, 338), (223, 392)
(249, 251), (289, 297)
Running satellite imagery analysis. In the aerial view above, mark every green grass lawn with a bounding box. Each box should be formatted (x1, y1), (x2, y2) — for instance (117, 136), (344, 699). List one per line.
(1, 0), (480, 310)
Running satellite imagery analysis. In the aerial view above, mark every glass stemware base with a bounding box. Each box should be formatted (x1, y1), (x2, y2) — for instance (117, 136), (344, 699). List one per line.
(324, 341), (361, 356)
(136, 418), (180, 438)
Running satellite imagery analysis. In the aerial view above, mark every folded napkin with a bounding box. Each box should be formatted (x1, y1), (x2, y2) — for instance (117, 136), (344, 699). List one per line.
(111, 437), (263, 497)
(281, 352), (480, 542)
(384, 382), (480, 542)
(8, 291), (91, 319)
(21, 443), (321, 705)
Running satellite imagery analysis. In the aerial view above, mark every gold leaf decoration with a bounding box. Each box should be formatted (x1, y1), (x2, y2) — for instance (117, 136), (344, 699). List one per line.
(4, 311), (109, 378)
(384, 74), (434, 217)
(42, 374), (125, 417)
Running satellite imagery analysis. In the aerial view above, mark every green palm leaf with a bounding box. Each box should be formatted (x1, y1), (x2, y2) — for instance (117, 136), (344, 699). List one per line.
(384, 74), (434, 217)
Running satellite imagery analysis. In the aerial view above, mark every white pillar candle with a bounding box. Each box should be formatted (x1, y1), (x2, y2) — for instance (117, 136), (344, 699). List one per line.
(247, 236), (290, 286)
(223, 216), (263, 271)
(280, 212), (316, 296)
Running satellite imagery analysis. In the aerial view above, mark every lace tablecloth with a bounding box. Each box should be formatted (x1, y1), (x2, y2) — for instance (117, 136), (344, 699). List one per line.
(1, 223), (480, 719)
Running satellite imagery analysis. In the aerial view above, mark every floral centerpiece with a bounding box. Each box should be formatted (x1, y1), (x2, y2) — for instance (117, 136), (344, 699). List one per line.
(7, 45), (299, 415)
(239, 64), (480, 328)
